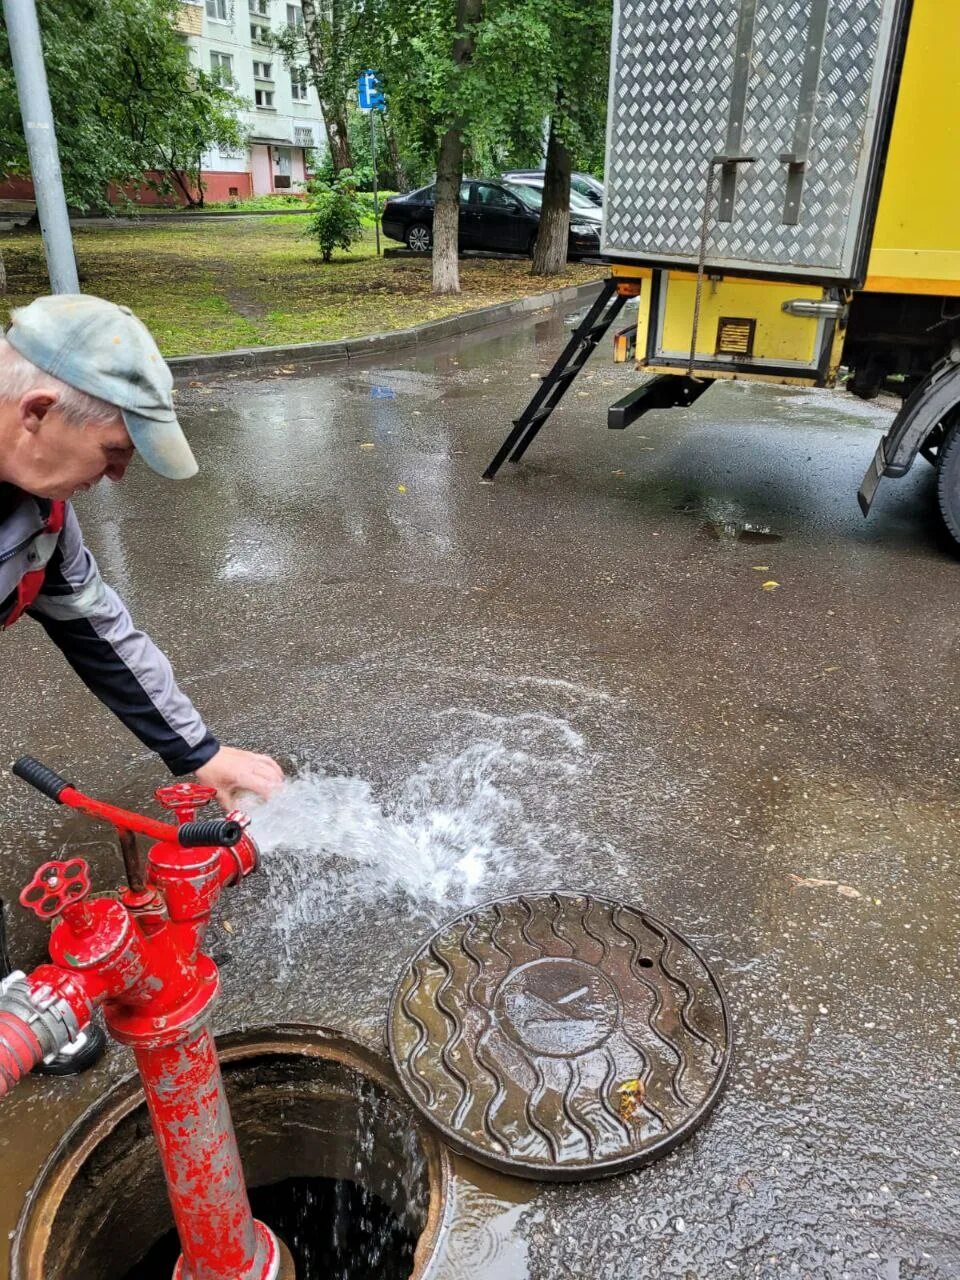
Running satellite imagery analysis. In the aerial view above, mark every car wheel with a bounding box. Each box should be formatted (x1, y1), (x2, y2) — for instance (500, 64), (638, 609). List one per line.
(527, 230), (538, 258)
(406, 223), (432, 253)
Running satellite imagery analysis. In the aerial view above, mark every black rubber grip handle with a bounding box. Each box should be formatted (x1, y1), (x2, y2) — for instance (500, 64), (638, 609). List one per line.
(177, 819), (242, 848)
(12, 756), (71, 804)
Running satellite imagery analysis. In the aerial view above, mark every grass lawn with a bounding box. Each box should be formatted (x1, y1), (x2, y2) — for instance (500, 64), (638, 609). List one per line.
(0, 216), (603, 356)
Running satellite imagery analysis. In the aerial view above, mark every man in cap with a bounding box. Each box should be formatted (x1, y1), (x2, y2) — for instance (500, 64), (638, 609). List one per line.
(1, 294), (285, 1074)
(0, 294), (284, 809)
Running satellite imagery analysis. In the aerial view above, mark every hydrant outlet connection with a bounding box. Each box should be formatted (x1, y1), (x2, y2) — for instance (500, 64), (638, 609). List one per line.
(0, 971), (85, 1096)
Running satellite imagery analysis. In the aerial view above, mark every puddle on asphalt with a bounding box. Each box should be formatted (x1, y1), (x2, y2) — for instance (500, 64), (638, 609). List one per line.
(700, 519), (784, 544)
(439, 1156), (538, 1280)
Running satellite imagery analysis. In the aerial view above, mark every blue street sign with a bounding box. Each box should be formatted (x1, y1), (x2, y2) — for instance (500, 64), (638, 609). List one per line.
(357, 69), (385, 112)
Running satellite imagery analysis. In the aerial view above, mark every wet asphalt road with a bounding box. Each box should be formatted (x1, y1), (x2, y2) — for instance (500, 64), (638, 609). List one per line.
(1, 299), (958, 1280)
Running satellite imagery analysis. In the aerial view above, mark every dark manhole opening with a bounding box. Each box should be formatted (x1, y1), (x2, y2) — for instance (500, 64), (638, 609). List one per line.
(126, 1176), (416, 1280)
(13, 1027), (449, 1280)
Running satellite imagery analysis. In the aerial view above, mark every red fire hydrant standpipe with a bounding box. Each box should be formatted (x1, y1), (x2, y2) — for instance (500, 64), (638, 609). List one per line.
(0, 757), (289, 1280)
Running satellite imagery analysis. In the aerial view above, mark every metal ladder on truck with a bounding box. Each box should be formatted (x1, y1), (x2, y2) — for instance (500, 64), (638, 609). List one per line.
(482, 279), (629, 480)
(482, 277), (710, 480)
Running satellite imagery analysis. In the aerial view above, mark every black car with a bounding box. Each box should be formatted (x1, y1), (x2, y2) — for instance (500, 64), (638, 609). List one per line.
(381, 179), (601, 257)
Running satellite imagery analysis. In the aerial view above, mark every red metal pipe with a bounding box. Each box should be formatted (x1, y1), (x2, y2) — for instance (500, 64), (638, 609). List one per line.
(134, 1024), (278, 1280)
(58, 786), (181, 843)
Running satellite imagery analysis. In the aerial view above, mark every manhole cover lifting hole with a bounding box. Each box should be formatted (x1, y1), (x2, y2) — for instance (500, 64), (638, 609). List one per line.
(388, 892), (732, 1181)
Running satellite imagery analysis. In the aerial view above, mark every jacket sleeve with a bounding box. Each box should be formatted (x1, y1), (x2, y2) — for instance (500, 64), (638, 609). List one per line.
(26, 503), (220, 775)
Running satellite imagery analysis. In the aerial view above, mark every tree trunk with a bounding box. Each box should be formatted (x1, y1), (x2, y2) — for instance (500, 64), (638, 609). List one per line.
(0, 247), (6, 295)
(300, 0), (353, 172)
(431, 0), (482, 295)
(433, 126), (463, 295)
(163, 160), (200, 208)
(323, 105), (353, 173)
(531, 115), (570, 276)
(383, 116), (408, 191)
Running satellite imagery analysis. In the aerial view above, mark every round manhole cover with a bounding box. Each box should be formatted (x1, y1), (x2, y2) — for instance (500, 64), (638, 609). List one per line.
(388, 892), (731, 1181)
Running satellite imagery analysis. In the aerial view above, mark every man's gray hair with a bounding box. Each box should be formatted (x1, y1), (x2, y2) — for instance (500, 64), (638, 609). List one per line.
(0, 336), (121, 428)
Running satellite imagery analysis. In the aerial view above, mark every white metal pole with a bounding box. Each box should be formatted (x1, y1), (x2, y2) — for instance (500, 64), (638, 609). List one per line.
(2, 0), (79, 293)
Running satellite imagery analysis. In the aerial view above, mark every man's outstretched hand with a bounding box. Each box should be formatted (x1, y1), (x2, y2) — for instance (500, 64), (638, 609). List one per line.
(195, 745), (284, 810)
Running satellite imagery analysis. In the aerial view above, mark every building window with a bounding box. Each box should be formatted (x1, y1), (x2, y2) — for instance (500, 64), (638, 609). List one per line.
(205, 0), (228, 19)
(286, 4), (304, 29)
(249, 0), (269, 12)
(253, 60), (273, 79)
(250, 21), (270, 41)
(290, 67), (309, 101)
(210, 50), (234, 82)
(255, 88), (275, 108)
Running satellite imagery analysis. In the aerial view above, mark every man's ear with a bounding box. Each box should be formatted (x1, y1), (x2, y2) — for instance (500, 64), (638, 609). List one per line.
(19, 390), (58, 434)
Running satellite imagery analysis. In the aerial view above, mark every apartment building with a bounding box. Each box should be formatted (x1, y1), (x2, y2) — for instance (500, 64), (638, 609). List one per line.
(176, 0), (325, 201)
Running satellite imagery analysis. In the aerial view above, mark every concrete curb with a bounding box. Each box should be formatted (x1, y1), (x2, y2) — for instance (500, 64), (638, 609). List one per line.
(167, 278), (606, 380)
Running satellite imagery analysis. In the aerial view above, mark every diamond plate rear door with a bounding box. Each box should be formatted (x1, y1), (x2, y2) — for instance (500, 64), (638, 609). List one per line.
(602, 0), (911, 283)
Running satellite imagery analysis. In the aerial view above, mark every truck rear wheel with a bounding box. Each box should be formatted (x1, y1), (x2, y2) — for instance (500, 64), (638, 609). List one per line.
(936, 418), (960, 547)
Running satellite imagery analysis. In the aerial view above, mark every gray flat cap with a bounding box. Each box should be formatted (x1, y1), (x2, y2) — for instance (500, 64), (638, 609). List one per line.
(5, 294), (197, 480)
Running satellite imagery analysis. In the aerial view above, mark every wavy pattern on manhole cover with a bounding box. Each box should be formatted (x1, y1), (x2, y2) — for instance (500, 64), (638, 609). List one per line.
(388, 892), (732, 1181)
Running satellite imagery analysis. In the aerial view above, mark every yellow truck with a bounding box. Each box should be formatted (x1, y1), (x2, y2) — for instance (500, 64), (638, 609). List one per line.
(484, 0), (960, 545)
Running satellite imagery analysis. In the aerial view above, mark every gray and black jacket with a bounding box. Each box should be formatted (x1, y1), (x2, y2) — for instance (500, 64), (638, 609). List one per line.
(0, 486), (219, 774)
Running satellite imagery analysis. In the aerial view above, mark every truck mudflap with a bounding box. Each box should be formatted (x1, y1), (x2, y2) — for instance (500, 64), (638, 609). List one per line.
(858, 358), (960, 514)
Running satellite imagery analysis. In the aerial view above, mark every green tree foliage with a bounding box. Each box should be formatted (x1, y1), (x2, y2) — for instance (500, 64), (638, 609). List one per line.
(311, 107), (426, 192)
(0, 0), (245, 211)
(360, 0), (609, 292)
(523, 0), (612, 275)
(305, 169), (366, 261)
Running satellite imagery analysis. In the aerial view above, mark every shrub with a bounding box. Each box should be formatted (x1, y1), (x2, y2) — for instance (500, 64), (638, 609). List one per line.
(304, 171), (365, 263)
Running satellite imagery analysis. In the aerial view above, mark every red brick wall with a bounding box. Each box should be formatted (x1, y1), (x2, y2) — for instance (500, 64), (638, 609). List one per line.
(0, 176), (36, 200)
(113, 170), (254, 207)
(0, 170), (254, 207)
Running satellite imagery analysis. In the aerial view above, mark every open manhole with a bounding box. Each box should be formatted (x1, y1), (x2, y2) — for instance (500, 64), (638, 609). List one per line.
(389, 891), (732, 1180)
(12, 1025), (450, 1280)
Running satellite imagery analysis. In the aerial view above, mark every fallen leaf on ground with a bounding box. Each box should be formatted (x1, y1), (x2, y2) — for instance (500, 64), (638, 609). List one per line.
(761, 580), (780, 591)
(752, 565), (769, 571)
(790, 874), (862, 900)
(397, 484), (407, 493)
(360, 443), (375, 450)
(836, 884), (862, 899)
(617, 1077), (646, 1122)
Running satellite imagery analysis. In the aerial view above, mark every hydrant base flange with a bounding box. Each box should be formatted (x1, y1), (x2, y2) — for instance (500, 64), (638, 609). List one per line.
(173, 1219), (283, 1280)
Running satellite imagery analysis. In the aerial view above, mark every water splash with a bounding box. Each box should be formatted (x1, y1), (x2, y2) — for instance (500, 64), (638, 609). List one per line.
(246, 712), (587, 952)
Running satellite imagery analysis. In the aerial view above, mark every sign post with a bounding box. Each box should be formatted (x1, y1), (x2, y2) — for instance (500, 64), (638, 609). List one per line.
(357, 70), (385, 257)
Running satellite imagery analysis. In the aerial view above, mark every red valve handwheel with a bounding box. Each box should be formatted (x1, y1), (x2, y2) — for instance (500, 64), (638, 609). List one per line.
(19, 858), (92, 920)
(155, 782), (217, 822)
